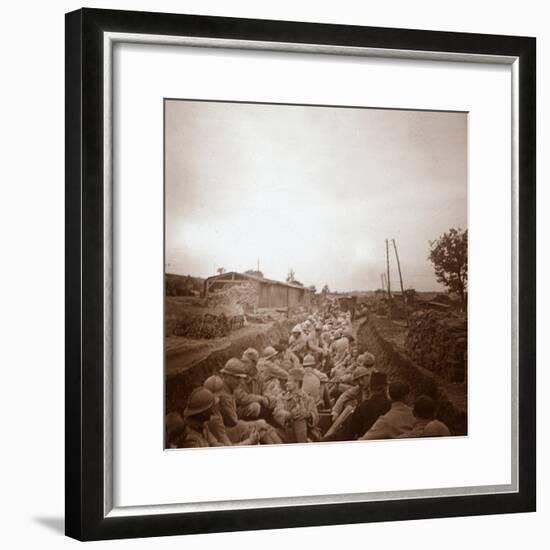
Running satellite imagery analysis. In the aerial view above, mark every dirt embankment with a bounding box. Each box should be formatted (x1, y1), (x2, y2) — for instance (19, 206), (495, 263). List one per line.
(357, 315), (467, 436)
(165, 319), (297, 415)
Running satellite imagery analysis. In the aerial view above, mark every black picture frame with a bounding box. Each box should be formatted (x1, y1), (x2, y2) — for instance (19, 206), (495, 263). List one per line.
(65, 7), (536, 541)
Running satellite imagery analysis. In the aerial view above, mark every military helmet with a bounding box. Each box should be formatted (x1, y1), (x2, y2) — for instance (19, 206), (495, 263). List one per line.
(220, 357), (247, 378)
(302, 354), (316, 367)
(203, 375), (224, 394)
(183, 387), (215, 417)
(242, 347), (260, 363)
(262, 346), (278, 360)
(361, 352), (376, 366)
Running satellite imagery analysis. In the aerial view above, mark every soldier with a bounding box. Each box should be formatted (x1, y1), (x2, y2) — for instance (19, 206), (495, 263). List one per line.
(203, 375), (259, 446)
(306, 323), (327, 362)
(361, 381), (415, 440)
(302, 353), (328, 408)
(261, 361), (290, 406)
(274, 338), (301, 370)
(331, 347), (356, 381)
(257, 345), (279, 382)
(273, 367), (320, 443)
(330, 329), (350, 363)
(241, 347), (260, 380)
(176, 388), (222, 448)
(235, 349), (270, 420)
(288, 325), (308, 359)
(361, 351), (376, 373)
(398, 395), (451, 438)
(218, 358), (283, 444)
(165, 411), (186, 449)
(331, 365), (372, 421)
(324, 371), (391, 441)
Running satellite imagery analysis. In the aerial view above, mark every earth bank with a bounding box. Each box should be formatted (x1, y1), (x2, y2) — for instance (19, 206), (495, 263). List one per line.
(165, 319), (299, 414)
(357, 314), (467, 436)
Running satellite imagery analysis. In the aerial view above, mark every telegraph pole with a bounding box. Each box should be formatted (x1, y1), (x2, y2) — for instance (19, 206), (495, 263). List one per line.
(392, 238), (409, 326)
(385, 239), (392, 319)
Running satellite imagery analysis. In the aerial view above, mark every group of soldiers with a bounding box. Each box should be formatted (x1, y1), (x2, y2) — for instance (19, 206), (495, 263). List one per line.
(166, 302), (451, 448)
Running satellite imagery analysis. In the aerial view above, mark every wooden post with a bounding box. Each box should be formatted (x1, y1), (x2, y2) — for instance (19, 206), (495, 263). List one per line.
(392, 238), (409, 326)
(286, 286), (290, 317)
(385, 239), (392, 319)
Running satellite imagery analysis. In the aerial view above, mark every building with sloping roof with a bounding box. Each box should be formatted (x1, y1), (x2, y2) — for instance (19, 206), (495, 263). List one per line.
(204, 271), (312, 310)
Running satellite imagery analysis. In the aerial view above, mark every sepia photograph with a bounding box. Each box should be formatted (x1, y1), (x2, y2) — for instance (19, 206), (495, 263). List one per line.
(61, 6), (536, 541)
(164, 98), (468, 449)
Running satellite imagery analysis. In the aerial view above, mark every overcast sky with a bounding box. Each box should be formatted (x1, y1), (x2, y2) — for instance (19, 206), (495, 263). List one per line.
(165, 100), (467, 292)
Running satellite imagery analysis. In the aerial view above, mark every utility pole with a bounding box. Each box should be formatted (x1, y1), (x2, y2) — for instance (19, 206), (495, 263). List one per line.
(392, 238), (409, 326)
(380, 273), (385, 291)
(385, 239), (392, 319)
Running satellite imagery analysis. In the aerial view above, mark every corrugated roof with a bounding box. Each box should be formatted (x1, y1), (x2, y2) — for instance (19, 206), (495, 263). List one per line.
(205, 271), (311, 291)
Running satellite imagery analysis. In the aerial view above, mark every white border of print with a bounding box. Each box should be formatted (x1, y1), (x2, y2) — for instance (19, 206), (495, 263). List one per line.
(104, 34), (517, 516)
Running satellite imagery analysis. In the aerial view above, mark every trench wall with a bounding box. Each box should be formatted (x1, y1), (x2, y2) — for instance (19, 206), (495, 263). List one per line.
(165, 320), (294, 415)
(357, 315), (467, 436)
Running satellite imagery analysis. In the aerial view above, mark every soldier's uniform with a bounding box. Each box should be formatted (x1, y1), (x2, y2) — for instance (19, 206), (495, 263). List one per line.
(179, 421), (221, 448)
(288, 331), (308, 359)
(273, 388), (320, 443)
